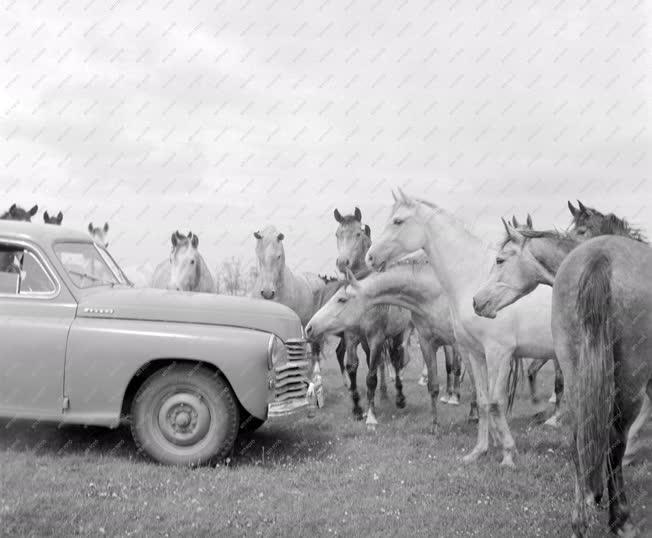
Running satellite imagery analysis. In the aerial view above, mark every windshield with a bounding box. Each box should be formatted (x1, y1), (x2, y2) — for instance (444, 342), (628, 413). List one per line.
(54, 242), (130, 289)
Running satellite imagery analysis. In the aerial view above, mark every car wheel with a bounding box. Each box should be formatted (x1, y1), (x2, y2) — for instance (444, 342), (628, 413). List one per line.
(130, 365), (239, 466)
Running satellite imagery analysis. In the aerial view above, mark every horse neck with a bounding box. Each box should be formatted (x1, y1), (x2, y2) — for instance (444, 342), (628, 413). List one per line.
(419, 206), (493, 307)
(527, 235), (578, 285)
(361, 265), (439, 314)
(349, 239), (371, 274)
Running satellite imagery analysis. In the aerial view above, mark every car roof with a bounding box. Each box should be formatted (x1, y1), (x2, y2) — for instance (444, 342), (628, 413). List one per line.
(0, 219), (92, 244)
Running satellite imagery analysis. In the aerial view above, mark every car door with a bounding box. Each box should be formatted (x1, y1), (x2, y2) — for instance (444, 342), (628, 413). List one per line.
(0, 239), (76, 419)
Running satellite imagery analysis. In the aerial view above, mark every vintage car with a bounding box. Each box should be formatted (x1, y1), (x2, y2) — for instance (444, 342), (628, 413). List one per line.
(0, 220), (319, 465)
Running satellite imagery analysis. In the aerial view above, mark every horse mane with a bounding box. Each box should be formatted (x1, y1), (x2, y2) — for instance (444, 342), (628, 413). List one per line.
(318, 273), (339, 284)
(499, 227), (575, 250)
(573, 205), (648, 244)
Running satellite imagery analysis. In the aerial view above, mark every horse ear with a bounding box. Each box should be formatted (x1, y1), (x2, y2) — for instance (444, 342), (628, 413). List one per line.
(391, 190), (398, 202)
(526, 214), (533, 228)
(88, 222), (94, 233)
(9, 203), (16, 212)
(103, 222), (109, 232)
(396, 187), (412, 206)
(44, 211), (50, 221)
(577, 200), (591, 216)
(364, 224), (371, 238)
(354, 207), (362, 221)
(277, 233), (285, 241)
(511, 215), (519, 227)
(253, 231), (262, 240)
(29, 205), (38, 216)
(57, 211), (63, 222)
(333, 209), (343, 223)
(191, 233), (199, 248)
(171, 232), (178, 247)
(567, 201), (579, 218)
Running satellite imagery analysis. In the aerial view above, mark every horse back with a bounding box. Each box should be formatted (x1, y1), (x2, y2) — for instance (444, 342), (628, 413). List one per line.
(553, 236), (652, 381)
(197, 255), (215, 293)
(151, 259), (170, 288)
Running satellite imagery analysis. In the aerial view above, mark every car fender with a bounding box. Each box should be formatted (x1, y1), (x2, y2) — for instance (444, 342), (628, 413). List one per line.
(64, 318), (272, 426)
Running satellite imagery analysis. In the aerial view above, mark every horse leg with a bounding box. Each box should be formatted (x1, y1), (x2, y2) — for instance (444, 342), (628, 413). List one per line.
(449, 345), (462, 406)
(487, 349), (517, 467)
(439, 346), (452, 404)
(336, 336), (350, 389)
(345, 337), (363, 420)
(527, 358), (546, 405)
(365, 338), (383, 431)
(462, 351), (489, 463)
(390, 335), (406, 409)
(623, 381), (651, 466)
(379, 346), (389, 401)
(544, 357), (565, 428)
(460, 350), (479, 423)
(419, 333), (439, 433)
(418, 360), (428, 386)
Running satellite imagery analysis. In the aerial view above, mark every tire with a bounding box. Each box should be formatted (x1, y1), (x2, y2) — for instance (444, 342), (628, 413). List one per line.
(130, 365), (239, 466)
(239, 413), (265, 433)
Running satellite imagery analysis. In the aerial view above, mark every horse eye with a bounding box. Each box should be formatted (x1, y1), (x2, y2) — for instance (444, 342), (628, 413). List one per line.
(393, 218), (403, 226)
(337, 297), (348, 303)
(576, 228), (586, 235)
(190, 260), (195, 264)
(496, 258), (505, 265)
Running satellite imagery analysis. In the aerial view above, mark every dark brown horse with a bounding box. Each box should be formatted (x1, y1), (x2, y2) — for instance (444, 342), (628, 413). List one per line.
(1, 204), (38, 221)
(328, 207), (413, 421)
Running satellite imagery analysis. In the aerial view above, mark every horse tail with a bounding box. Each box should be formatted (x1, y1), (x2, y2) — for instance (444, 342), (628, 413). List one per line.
(506, 356), (522, 415)
(576, 252), (615, 498)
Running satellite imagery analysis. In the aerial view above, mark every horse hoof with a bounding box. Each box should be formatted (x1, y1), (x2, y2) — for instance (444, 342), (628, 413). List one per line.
(548, 393), (557, 404)
(616, 523), (639, 537)
(396, 397), (406, 409)
(544, 416), (561, 428)
(462, 449), (486, 464)
(500, 453), (515, 467)
(439, 394), (450, 404)
(417, 376), (428, 386)
(367, 423), (377, 432)
(353, 410), (364, 421)
(342, 375), (351, 389)
(467, 415), (479, 424)
(448, 394), (460, 406)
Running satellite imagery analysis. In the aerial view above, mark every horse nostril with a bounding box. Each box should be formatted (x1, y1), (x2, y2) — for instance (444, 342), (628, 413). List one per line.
(306, 325), (312, 337)
(472, 297), (479, 312)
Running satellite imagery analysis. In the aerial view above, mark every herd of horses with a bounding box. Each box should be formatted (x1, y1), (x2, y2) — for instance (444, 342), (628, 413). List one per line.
(1, 194), (650, 537)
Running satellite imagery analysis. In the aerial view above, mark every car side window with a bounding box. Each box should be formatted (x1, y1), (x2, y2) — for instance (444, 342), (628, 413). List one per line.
(0, 243), (56, 296)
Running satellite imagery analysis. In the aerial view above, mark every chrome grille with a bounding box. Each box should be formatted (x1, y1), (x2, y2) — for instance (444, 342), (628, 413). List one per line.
(273, 338), (310, 402)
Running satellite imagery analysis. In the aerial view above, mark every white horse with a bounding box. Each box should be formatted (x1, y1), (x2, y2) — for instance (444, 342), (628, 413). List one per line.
(366, 189), (559, 466)
(251, 225), (326, 327)
(152, 231), (215, 292)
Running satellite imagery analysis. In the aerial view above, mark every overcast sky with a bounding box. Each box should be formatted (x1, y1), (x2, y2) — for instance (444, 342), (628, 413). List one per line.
(1, 0), (649, 279)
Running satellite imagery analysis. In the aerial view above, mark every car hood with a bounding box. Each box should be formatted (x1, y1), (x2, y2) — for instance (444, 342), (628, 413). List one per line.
(76, 287), (303, 342)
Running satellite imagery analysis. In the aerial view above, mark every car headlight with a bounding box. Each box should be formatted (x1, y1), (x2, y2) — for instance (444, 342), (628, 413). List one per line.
(267, 335), (288, 369)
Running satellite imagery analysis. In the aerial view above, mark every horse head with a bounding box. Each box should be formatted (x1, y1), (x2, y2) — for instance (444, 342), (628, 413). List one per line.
(253, 226), (285, 300)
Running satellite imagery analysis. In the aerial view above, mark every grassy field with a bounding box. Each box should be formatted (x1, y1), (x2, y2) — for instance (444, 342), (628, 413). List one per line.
(0, 344), (650, 538)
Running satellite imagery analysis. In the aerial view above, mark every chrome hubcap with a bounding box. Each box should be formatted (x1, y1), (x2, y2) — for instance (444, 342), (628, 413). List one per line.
(158, 392), (211, 447)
